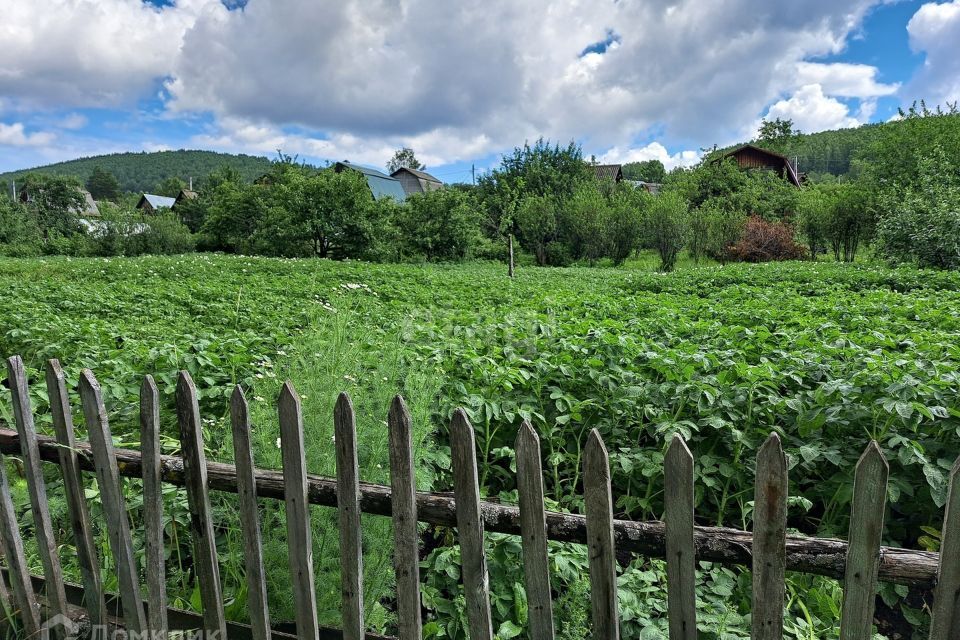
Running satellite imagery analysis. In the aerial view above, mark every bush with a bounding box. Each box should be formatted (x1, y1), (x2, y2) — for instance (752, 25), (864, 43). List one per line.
(395, 189), (482, 261)
(0, 199), (42, 255)
(729, 216), (806, 262)
(703, 206), (746, 264)
(643, 191), (688, 272)
(516, 195), (560, 266)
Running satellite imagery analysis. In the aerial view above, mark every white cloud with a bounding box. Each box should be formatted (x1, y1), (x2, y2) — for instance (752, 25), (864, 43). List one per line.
(0, 122), (55, 147)
(598, 142), (700, 171)
(905, 0), (960, 106)
(57, 113), (88, 130)
(764, 84), (861, 133)
(794, 62), (898, 97)
(1, 0), (892, 167)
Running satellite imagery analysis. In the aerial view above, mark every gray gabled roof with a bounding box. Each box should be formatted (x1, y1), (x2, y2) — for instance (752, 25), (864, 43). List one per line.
(391, 167), (442, 184)
(137, 193), (177, 210)
(335, 161), (407, 202)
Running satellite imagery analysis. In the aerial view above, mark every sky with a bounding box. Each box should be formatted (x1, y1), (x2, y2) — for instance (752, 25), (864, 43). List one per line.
(1, 0), (959, 183)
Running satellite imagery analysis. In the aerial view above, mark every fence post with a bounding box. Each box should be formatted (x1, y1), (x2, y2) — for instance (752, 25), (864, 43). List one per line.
(6, 356), (69, 638)
(388, 396), (422, 640)
(278, 381), (320, 640)
(176, 371), (228, 639)
(584, 429), (619, 640)
(141, 375), (169, 638)
(839, 441), (889, 640)
(45, 360), (107, 627)
(929, 455), (960, 639)
(231, 386), (272, 640)
(516, 421), (555, 640)
(0, 451), (41, 637)
(335, 393), (365, 640)
(450, 409), (494, 640)
(751, 433), (787, 640)
(79, 369), (147, 633)
(664, 435), (696, 640)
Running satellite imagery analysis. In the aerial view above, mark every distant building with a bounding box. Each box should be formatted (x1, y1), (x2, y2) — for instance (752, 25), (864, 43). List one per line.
(173, 189), (198, 210)
(718, 144), (802, 187)
(631, 181), (662, 195)
(590, 164), (624, 183)
(136, 193), (177, 213)
(333, 161), (407, 202)
(19, 185), (100, 217)
(390, 167), (443, 196)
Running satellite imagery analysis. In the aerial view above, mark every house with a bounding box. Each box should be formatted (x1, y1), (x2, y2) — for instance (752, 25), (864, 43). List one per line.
(634, 181), (662, 195)
(390, 167), (443, 196)
(173, 189), (198, 209)
(590, 164), (624, 183)
(136, 193), (177, 213)
(718, 144), (802, 187)
(333, 161), (407, 202)
(19, 185), (100, 217)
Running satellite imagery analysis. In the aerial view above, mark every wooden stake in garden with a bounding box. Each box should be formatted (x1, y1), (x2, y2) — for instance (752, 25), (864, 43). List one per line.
(508, 234), (515, 278)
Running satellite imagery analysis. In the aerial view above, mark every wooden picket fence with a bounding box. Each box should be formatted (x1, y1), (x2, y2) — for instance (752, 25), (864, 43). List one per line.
(0, 354), (958, 639)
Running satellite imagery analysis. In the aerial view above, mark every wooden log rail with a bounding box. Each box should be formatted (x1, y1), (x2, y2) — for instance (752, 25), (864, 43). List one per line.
(0, 426), (939, 590)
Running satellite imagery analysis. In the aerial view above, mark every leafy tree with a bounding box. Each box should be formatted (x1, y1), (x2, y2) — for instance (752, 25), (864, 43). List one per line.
(876, 146), (960, 269)
(622, 159), (666, 184)
(154, 176), (187, 198)
(0, 198), (41, 254)
(515, 195), (560, 266)
(604, 186), (646, 265)
(18, 173), (85, 238)
(704, 205), (746, 264)
(755, 117), (800, 155)
(397, 189), (481, 261)
(85, 166), (121, 201)
(386, 147), (425, 173)
(643, 190), (688, 272)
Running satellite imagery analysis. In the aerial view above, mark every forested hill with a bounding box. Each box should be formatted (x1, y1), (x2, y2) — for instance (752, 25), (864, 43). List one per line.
(0, 150), (273, 193)
(784, 123), (885, 177)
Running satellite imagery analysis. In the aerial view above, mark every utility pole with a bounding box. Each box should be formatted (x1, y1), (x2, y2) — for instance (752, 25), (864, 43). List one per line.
(11, 179), (16, 201)
(471, 164), (475, 185)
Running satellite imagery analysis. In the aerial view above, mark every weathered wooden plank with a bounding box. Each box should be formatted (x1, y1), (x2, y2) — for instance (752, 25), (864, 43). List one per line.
(141, 375), (169, 638)
(664, 435), (695, 640)
(78, 369), (147, 633)
(176, 371), (228, 639)
(6, 356), (69, 637)
(839, 441), (889, 640)
(45, 360), (107, 627)
(278, 381), (320, 640)
(929, 454), (960, 640)
(0, 427), (943, 588)
(450, 409), (494, 640)
(387, 396), (422, 640)
(335, 393), (365, 640)
(230, 386), (272, 640)
(0, 453), (41, 637)
(751, 432), (788, 640)
(515, 421), (555, 640)
(584, 429), (619, 640)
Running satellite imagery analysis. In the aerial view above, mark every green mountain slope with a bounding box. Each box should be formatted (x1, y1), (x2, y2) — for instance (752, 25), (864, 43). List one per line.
(0, 149), (274, 194)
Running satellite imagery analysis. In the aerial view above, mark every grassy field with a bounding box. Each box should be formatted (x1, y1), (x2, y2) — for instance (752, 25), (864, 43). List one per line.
(1, 254), (959, 639)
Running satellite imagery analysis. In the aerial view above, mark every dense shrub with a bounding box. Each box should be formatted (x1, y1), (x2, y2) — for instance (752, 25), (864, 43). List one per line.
(730, 216), (806, 262)
(642, 190), (688, 272)
(396, 189), (482, 261)
(0, 199), (42, 255)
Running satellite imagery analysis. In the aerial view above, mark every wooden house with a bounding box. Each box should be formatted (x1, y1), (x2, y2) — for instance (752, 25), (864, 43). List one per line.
(136, 193), (177, 214)
(719, 144), (802, 187)
(390, 167), (443, 196)
(173, 189), (198, 209)
(590, 164), (624, 183)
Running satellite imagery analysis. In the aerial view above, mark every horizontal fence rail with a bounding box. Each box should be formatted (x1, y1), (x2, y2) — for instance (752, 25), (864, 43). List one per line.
(0, 355), (958, 640)
(0, 426), (941, 588)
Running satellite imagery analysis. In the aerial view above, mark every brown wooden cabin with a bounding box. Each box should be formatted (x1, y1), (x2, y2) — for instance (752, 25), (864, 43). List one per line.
(591, 164), (623, 182)
(719, 144), (801, 187)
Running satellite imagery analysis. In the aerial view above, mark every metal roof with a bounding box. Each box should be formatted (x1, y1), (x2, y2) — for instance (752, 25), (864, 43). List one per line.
(391, 167), (442, 184)
(591, 164), (623, 182)
(138, 193), (177, 210)
(335, 162), (407, 202)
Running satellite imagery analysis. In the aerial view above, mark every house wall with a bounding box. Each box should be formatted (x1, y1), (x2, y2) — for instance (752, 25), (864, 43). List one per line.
(395, 172), (424, 195)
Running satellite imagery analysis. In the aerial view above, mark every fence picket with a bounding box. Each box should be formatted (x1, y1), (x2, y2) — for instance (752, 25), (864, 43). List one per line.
(516, 421), (555, 640)
(6, 356), (69, 636)
(387, 396), (422, 640)
(45, 360), (107, 627)
(664, 435), (696, 640)
(839, 440), (889, 640)
(929, 455), (960, 639)
(230, 386), (272, 640)
(0, 452), (41, 637)
(176, 371), (228, 639)
(450, 409), (494, 640)
(79, 369), (147, 633)
(751, 432), (788, 640)
(335, 393), (365, 640)
(141, 375), (169, 638)
(278, 381), (320, 640)
(584, 429), (619, 640)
